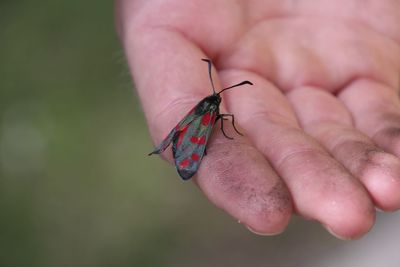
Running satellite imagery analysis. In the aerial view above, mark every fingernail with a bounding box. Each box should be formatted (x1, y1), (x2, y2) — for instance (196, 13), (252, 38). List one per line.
(375, 207), (384, 213)
(246, 225), (283, 236)
(323, 224), (352, 241)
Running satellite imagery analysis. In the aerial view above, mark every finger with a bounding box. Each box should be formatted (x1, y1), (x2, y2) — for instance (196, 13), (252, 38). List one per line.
(117, 2), (292, 234)
(196, 125), (292, 235)
(220, 70), (375, 239)
(339, 79), (400, 156)
(288, 86), (400, 211)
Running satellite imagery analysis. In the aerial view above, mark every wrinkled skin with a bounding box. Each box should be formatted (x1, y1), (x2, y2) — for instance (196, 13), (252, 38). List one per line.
(116, 0), (400, 239)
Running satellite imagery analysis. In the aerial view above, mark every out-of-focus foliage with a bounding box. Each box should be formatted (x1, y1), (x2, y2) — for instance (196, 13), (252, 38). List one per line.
(0, 1), (187, 266)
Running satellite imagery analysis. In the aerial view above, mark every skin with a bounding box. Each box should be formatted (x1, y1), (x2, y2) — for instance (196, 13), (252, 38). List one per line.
(116, 0), (400, 239)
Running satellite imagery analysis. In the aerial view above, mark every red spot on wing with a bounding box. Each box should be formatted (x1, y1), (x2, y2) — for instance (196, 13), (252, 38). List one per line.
(191, 153), (200, 161)
(190, 135), (207, 145)
(176, 125), (189, 147)
(201, 112), (211, 126)
(179, 158), (190, 168)
(198, 136), (206, 144)
(211, 112), (216, 123)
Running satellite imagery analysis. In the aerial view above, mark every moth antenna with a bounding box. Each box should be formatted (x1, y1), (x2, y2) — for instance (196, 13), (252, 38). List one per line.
(201, 58), (216, 94)
(217, 81), (253, 95)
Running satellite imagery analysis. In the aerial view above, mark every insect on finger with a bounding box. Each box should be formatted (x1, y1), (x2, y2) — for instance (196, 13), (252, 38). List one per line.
(149, 58), (253, 180)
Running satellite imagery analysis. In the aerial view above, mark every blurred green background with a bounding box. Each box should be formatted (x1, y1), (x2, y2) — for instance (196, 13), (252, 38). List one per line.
(1, 1), (400, 267)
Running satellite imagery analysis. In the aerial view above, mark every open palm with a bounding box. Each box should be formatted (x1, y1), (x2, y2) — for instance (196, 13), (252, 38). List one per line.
(116, 0), (400, 239)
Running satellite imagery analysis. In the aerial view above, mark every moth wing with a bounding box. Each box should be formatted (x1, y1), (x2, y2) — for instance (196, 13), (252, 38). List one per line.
(148, 128), (178, 156)
(148, 107), (198, 155)
(172, 110), (217, 180)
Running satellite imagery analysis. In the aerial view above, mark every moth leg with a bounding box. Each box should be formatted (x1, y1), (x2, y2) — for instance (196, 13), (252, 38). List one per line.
(219, 114), (243, 136)
(217, 115), (234, 140)
(204, 148), (207, 156)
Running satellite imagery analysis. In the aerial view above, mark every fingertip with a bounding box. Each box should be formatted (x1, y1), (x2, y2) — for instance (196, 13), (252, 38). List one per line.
(244, 208), (292, 236)
(349, 150), (400, 211)
(364, 171), (400, 212)
(318, 196), (375, 240)
(196, 133), (293, 236)
(323, 214), (375, 240)
(371, 181), (400, 212)
(242, 181), (293, 236)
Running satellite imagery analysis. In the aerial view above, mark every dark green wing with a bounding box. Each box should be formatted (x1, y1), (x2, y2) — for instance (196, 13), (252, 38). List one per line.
(172, 110), (217, 180)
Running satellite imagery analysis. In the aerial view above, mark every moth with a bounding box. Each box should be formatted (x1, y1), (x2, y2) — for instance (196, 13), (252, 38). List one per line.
(149, 59), (253, 180)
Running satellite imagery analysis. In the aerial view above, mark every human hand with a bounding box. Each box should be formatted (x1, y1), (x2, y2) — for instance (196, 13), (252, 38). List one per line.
(116, 0), (400, 239)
